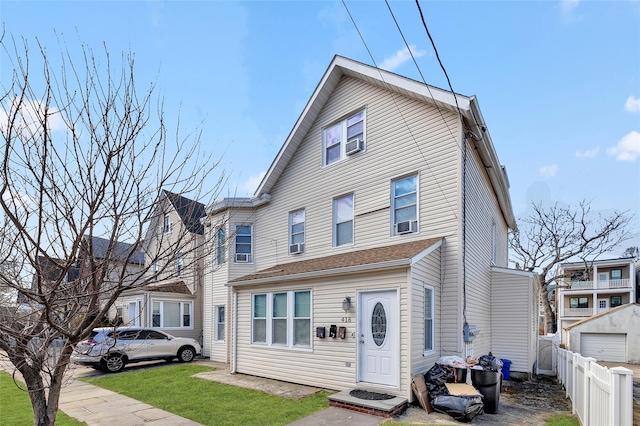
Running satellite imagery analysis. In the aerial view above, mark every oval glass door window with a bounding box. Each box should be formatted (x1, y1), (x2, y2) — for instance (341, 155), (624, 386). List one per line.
(371, 302), (387, 346)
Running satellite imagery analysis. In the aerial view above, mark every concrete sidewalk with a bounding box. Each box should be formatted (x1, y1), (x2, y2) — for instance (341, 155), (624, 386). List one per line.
(0, 359), (202, 426)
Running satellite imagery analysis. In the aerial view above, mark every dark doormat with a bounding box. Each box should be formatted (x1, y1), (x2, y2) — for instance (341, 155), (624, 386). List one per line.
(349, 389), (395, 400)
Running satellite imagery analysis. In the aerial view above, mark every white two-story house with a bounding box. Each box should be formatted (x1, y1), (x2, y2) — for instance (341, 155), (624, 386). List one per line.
(202, 56), (536, 400)
(555, 257), (637, 362)
(116, 191), (206, 343)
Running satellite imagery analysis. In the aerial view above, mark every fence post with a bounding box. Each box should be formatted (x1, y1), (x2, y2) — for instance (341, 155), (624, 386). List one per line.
(610, 367), (633, 426)
(582, 357), (596, 426)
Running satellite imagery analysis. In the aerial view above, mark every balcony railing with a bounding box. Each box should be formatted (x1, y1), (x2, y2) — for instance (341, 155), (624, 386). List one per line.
(564, 308), (594, 317)
(564, 278), (631, 290)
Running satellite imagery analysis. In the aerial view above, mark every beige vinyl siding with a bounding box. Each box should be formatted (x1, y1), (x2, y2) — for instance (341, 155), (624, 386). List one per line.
(490, 268), (535, 374)
(410, 247), (442, 376)
(252, 76), (461, 271)
(234, 268), (413, 398)
(203, 212), (233, 361)
(460, 139), (510, 356)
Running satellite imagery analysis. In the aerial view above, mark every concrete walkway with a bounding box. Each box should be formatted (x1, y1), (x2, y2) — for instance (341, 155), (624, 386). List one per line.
(0, 358), (202, 426)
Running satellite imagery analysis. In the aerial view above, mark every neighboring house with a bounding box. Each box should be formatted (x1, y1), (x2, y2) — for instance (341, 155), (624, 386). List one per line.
(555, 257), (636, 334)
(202, 56), (536, 399)
(563, 303), (640, 363)
(78, 235), (145, 320)
(115, 191), (206, 343)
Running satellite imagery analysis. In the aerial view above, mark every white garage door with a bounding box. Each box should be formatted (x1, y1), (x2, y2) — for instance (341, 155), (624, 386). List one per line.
(580, 333), (627, 362)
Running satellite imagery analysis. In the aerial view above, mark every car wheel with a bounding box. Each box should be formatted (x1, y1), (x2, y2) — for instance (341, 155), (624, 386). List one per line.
(102, 354), (125, 373)
(178, 346), (195, 363)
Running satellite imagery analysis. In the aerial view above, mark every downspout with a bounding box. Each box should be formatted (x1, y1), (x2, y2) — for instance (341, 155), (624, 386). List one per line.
(231, 285), (238, 374)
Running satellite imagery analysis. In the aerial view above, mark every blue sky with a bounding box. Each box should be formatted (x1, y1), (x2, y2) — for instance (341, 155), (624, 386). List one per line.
(2, 0), (639, 252)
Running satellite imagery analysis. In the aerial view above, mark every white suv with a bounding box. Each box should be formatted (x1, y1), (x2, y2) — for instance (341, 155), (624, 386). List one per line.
(71, 327), (201, 373)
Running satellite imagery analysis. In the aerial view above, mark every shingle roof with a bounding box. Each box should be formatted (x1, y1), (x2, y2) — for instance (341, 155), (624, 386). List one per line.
(86, 235), (145, 265)
(230, 237), (442, 284)
(124, 279), (192, 295)
(164, 191), (206, 235)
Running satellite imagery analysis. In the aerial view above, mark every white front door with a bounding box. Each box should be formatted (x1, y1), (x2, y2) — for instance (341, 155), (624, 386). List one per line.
(358, 290), (399, 387)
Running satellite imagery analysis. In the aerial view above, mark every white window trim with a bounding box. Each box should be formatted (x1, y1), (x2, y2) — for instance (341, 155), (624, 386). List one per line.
(162, 214), (173, 234)
(391, 173), (419, 236)
(322, 109), (366, 167)
(214, 305), (225, 342)
(333, 194), (354, 247)
(251, 290), (312, 351)
(214, 226), (226, 266)
(289, 209), (305, 255)
(235, 224), (253, 263)
(424, 285), (435, 355)
(151, 299), (194, 330)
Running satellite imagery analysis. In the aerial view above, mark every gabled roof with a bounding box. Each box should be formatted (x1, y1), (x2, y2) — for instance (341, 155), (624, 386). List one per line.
(85, 235), (145, 265)
(229, 237), (443, 286)
(254, 55), (516, 230)
(163, 191), (206, 235)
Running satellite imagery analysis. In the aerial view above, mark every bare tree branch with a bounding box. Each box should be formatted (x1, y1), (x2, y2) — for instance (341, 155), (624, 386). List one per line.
(509, 200), (633, 333)
(0, 33), (222, 426)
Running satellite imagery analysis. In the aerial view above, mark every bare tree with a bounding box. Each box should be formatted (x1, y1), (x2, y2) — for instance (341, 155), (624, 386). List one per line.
(0, 34), (220, 425)
(621, 246), (639, 260)
(509, 201), (633, 333)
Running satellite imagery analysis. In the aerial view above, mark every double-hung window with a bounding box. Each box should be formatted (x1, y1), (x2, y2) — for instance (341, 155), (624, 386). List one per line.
(289, 209), (305, 254)
(163, 215), (172, 234)
(235, 225), (252, 262)
(392, 174), (418, 235)
(215, 305), (225, 341)
(323, 110), (365, 166)
(424, 286), (434, 353)
(215, 227), (226, 265)
(152, 300), (192, 329)
(152, 262), (159, 281)
(333, 194), (354, 246)
(175, 253), (183, 276)
(252, 290), (311, 349)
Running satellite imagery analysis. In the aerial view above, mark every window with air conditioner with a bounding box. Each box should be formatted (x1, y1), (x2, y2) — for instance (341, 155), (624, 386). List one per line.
(235, 225), (252, 263)
(322, 110), (365, 166)
(289, 209), (305, 255)
(392, 174), (418, 235)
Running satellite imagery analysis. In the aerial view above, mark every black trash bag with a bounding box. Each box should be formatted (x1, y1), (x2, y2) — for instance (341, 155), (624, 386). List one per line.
(424, 363), (454, 398)
(431, 395), (484, 423)
(478, 352), (503, 372)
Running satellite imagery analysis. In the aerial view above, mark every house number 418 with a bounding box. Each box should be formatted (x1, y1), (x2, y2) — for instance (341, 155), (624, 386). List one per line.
(341, 317), (352, 323)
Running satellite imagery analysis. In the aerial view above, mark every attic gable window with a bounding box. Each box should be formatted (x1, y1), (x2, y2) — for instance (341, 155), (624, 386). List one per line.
(323, 110), (365, 166)
(163, 214), (173, 234)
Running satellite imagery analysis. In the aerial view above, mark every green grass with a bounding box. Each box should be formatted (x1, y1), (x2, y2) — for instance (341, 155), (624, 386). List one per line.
(544, 414), (580, 426)
(0, 371), (86, 426)
(82, 364), (330, 426)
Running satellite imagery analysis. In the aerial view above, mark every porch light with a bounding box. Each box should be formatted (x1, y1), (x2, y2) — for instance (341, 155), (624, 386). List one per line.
(342, 296), (352, 312)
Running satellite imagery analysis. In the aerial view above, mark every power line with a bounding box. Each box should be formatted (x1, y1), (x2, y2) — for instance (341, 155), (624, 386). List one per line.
(341, 0), (459, 221)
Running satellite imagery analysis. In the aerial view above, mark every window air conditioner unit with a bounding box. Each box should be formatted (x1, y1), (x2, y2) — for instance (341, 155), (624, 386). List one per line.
(395, 220), (416, 235)
(345, 138), (363, 156)
(235, 253), (250, 263)
(289, 243), (304, 255)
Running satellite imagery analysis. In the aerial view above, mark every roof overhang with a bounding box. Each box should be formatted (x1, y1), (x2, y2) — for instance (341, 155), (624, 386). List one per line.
(253, 55), (516, 231)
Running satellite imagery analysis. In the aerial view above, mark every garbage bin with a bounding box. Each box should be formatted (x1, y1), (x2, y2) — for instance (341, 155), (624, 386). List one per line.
(500, 359), (512, 381)
(470, 368), (501, 414)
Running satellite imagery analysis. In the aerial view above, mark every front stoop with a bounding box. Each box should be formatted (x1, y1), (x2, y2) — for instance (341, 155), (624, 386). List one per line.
(328, 390), (408, 418)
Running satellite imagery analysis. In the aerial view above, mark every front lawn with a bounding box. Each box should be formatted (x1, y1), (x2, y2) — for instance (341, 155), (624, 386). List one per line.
(0, 371), (86, 426)
(81, 364), (330, 426)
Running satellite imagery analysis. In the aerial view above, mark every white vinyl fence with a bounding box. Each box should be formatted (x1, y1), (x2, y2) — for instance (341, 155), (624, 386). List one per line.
(557, 348), (633, 426)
